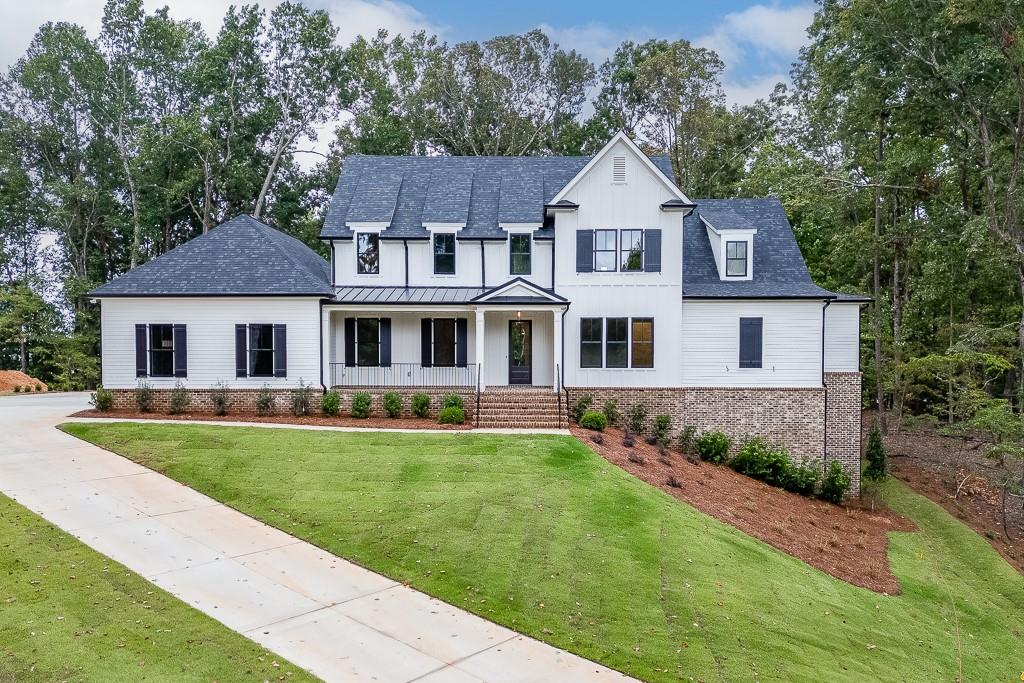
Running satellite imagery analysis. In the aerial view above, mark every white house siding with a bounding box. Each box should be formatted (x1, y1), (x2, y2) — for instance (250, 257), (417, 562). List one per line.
(482, 311), (554, 387)
(680, 300), (825, 388)
(100, 297), (322, 389)
(824, 302), (861, 372)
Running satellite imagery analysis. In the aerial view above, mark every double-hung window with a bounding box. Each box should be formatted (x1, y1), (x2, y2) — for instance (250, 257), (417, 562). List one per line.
(249, 324), (275, 377)
(356, 233), (380, 274)
(510, 234), (531, 275)
(433, 233), (456, 274)
(580, 318), (603, 368)
(631, 319), (654, 368)
(579, 317), (654, 369)
(594, 230), (617, 271)
(620, 229), (644, 272)
(726, 241), (747, 277)
(136, 323), (186, 378)
(357, 318), (381, 366)
(605, 318), (628, 368)
(149, 324), (174, 377)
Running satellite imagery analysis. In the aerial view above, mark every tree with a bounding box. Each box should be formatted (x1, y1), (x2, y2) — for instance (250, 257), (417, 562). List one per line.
(864, 422), (888, 480)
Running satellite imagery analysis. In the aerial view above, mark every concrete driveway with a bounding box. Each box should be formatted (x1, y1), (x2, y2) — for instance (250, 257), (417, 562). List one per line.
(0, 393), (632, 683)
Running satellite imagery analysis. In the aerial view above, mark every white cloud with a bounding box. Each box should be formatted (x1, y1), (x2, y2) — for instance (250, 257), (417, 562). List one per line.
(695, 3), (814, 68)
(537, 22), (663, 66)
(723, 73), (787, 107)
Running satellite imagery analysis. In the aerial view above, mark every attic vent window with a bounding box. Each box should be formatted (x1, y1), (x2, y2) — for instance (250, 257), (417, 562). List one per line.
(612, 156), (626, 184)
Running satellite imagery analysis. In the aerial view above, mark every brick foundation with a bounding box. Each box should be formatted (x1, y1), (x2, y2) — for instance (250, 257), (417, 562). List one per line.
(824, 372), (863, 492)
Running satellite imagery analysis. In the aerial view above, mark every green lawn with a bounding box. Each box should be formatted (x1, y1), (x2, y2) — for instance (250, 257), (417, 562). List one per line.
(0, 492), (317, 682)
(62, 422), (1024, 683)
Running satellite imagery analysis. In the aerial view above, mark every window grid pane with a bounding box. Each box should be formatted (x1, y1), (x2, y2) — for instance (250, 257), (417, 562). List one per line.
(726, 241), (747, 276)
(620, 230), (644, 271)
(357, 318), (381, 367)
(631, 319), (653, 368)
(357, 233), (380, 274)
(510, 234), (531, 274)
(433, 318), (456, 367)
(434, 234), (456, 274)
(580, 318), (603, 368)
(594, 230), (617, 271)
(149, 324), (174, 377)
(249, 324), (274, 377)
(606, 317), (628, 368)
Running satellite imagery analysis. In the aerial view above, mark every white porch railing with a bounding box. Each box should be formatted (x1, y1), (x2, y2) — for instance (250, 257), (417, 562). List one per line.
(330, 362), (476, 387)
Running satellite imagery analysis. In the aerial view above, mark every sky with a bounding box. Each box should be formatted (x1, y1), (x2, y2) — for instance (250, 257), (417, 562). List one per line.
(0, 0), (816, 107)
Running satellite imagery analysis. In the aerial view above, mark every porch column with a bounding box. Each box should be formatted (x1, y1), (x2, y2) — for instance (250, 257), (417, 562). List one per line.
(552, 307), (563, 393)
(321, 307), (331, 389)
(475, 307), (486, 390)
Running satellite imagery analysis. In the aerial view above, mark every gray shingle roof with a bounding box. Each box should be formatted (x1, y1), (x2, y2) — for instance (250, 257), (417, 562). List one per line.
(322, 154), (676, 241)
(698, 207), (756, 232)
(88, 215), (332, 297)
(683, 199), (844, 299)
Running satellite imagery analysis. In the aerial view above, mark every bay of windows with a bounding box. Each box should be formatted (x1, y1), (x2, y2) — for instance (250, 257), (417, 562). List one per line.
(579, 317), (654, 369)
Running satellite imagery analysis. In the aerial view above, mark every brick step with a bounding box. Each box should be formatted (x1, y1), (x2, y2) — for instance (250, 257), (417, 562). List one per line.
(476, 406), (562, 414)
(477, 421), (564, 428)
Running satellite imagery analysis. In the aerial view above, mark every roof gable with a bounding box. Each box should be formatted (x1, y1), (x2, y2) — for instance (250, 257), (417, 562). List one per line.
(471, 278), (567, 303)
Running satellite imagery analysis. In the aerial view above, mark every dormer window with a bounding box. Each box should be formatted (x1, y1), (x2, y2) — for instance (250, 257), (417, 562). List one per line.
(356, 233), (380, 274)
(726, 241), (747, 277)
(433, 233), (456, 274)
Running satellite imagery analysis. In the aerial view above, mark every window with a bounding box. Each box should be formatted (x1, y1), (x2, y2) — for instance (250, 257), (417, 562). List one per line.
(631, 319), (654, 368)
(433, 233), (455, 274)
(432, 318), (457, 366)
(739, 317), (763, 369)
(594, 230), (617, 272)
(510, 233), (531, 275)
(580, 318), (603, 368)
(357, 318), (381, 366)
(249, 324), (275, 377)
(620, 230), (644, 271)
(356, 233), (379, 274)
(149, 324), (174, 377)
(605, 318), (628, 368)
(726, 240), (747, 277)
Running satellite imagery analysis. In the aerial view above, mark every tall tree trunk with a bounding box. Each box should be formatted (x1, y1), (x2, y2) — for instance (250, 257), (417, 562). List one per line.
(873, 114), (887, 434)
(253, 134), (292, 220)
(19, 334), (28, 373)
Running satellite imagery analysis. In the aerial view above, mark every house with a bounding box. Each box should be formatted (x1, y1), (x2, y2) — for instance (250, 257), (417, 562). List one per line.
(89, 132), (868, 490)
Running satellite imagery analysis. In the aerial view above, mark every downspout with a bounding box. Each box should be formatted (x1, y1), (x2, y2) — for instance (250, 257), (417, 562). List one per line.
(821, 298), (833, 466)
(560, 304), (569, 405)
(403, 239), (409, 288)
(318, 299), (327, 393)
(330, 240), (336, 287)
(480, 239), (486, 288)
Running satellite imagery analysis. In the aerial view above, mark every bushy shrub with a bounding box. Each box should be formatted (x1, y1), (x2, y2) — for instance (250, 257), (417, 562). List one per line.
(438, 406), (465, 424)
(12, 385), (20, 393)
(652, 415), (672, 443)
(730, 437), (792, 488)
(622, 432), (635, 448)
(864, 422), (887, 480)
(819, 461), (851, 503)
(694, 430), (731, 463)
(90, 387), (113, 411)
(210, 381), (231, 416)
(382, 392), (403, 418)
(290, 380), (315, 416)
(411, 392), (431, 418)
(784, 461), (820, 497)
(168, 381), (191, 415)
(667, 475), (682, 488)
(590, 433), (604, 444)
(255, 385), (276, 416)
(321, 390), (340, 417)
(351, 392), (372, 418)
(627, 452), (645, 465)
(677, 425), (696, 455)
(572, 394), (593, 423)
(580, 410), (607, 431)
(441, 393), (463, 410)
(134, 380), (153, 413)
(602, 400), (620, 427)
(626, 402), (648, 435)
(34, 383), (42, 392)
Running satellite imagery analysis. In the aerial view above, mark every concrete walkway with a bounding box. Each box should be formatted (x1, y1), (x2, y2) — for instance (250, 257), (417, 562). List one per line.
(0, 393), (630, 683)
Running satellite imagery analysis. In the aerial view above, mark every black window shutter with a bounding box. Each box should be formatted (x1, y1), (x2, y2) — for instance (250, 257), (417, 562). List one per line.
(273, 324), (287, 377)
(344, 318), (356, 366)
(235, 324), (247, 378)
(576, 230), (594, 272)
(420, 318), (433, 367)
(379, 318), (391, 367)
(172, 324), (187, 378)
(135, 324), (148, 377)
(643, 229), (662, 272)
(739, 318), (763, 369)
(455, 318), (468, 367)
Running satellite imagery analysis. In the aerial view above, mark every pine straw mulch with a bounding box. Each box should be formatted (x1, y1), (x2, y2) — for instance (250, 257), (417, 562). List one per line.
(571, 425), (915, 594)
(69, 409), (471, 430)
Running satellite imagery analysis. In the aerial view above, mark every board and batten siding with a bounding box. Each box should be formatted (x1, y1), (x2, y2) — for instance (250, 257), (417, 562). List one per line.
(824, 302), (861, 372)
(681, 300), (825, 388)
(100, 297), (322, 389)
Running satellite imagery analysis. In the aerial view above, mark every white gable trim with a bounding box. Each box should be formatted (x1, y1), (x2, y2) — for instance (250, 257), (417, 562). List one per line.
(472, 278), (567, 303)
(550, 131), (692, 205)
(346, 221), (389, 231)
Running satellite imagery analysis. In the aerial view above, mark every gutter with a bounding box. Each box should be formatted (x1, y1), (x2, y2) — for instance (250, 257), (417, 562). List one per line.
(821, 297), (834, 466)
(403, 239), (409, 288)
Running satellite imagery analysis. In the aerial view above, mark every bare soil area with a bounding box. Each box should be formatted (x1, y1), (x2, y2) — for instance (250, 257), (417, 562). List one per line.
(0, 370), (47, 393)
(70, 409), (471, 430)
(572, 425), (914, 594)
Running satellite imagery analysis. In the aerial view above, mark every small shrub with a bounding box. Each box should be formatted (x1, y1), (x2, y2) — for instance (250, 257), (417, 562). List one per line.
(291, 380), (315, 416)
(622, 432), (635, 448)
(12, 385), (20, 393)
(626, 403), (648, 435)
(382, 392), (403, 418)
(667, 475), (682, 488)
(730, 437), (792, 488)
(602, 400), (620, 427)
(579, 410), (607, 431)
(438, 406), (465, 424)
(168, 381), (191, 415)
(652, 415), (672, 443)
(694, 430), (731, 463)
(34, 383), (42, 392)
(864, 422), (887, 480)
(590, 433), (604, 444)
(627, 452), (645, 465)
(255, 385), (276, 416)
(90, 387), (113, 411)
(819, 461), (851, 504)
(441, 393), (464, 410)
(210, 381), (232, 416)
(784, 460), (820, 497)
(411, 392), (431, 418)
(677, 425), (696, 455)
(321, 390), (340, 417)
(645, 436), (659, 446)
(658, 455), (672, 466)
(572, 394), (594, 423)
(658, 442), (668, 457)
(134, 380), (153, 413)
(351, 392), (372, 418)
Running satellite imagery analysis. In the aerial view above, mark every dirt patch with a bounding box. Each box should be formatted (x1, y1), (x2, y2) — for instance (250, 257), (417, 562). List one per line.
(878, 415), (1024, 575)
(0, 370), (47, 393)
(70, 409), (472, 431)
(572, 425), (914, 594)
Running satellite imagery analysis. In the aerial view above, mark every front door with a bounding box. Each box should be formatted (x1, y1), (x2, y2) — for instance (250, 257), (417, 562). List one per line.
(508, 320), (532, 385)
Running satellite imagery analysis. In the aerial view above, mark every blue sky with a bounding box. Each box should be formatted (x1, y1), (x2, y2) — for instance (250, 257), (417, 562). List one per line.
(1, 0), (816, 106)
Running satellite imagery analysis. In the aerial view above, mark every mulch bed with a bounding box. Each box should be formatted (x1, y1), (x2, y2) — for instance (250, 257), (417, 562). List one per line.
(571, 425), (915, 594)
(69, 409), (472, 430)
